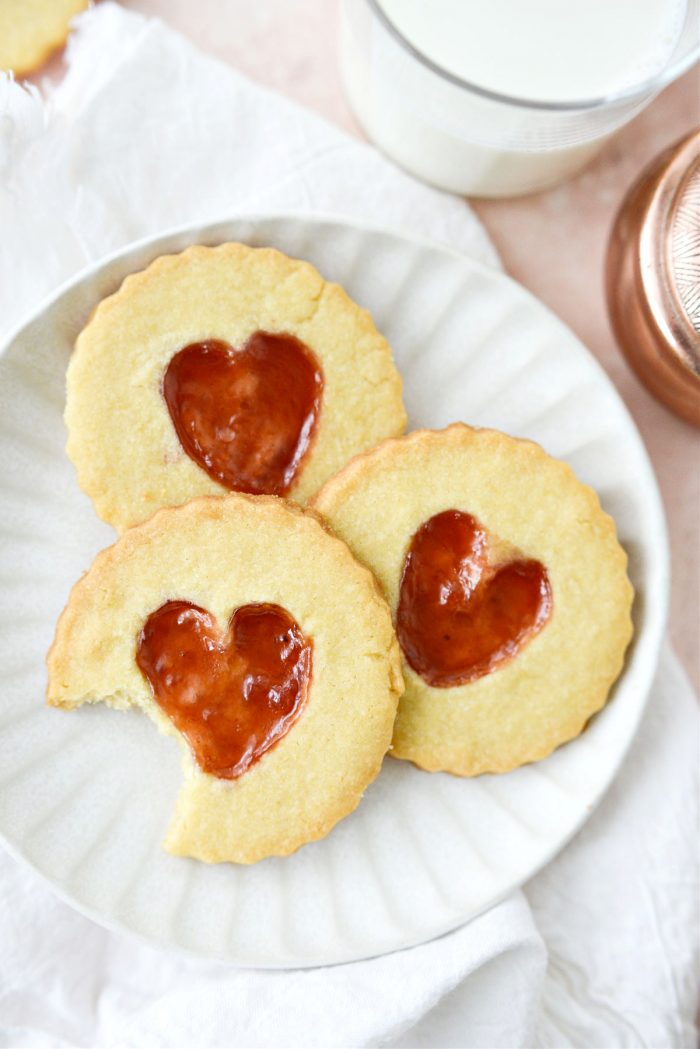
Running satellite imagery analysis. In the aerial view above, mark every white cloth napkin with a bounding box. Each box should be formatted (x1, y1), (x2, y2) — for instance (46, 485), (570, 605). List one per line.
(0, 6), (697, 1047)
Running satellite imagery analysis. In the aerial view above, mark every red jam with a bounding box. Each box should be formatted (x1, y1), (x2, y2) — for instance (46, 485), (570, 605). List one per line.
(396, 510), (552, 688)
(163, 332), (323, 496)
(136, 601), (312, 778)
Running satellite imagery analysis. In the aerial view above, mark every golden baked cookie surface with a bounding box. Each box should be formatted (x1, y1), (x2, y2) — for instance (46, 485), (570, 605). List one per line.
(47, 495), (403, 863)
(0, 0), (87, 75)
(313, 424), (634, 776)
(66, 243), (407, 530)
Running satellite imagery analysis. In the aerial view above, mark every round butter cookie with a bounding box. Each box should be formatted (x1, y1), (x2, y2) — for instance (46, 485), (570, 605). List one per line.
(313, 424), (634, 776)
(0, 0), (87, 76)
(66, 243), (407, 531)
(47, 495), (403, 864)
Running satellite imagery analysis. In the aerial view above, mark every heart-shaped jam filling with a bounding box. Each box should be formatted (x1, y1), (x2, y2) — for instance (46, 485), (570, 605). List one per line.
(397, 510), (552, 688)
(136, 601), (312, 778)
(163, 332), (323, 496)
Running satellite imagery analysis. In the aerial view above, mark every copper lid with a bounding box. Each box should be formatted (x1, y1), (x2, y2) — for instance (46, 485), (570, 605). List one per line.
(607, 127), (700, 427)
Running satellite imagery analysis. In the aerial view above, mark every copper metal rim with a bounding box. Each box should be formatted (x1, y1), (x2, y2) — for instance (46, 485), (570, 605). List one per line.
(606, 127), (700, 428)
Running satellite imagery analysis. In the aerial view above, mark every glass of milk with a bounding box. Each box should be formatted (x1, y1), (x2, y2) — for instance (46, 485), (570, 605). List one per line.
(339, 0), (700, 197)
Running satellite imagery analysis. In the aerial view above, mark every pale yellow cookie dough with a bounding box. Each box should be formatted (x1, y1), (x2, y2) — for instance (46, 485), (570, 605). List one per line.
(0, 0), (87, 76)
(66, 243), (407, 531)
(47, 495), (403, 863)
(313, 424), (634, 776)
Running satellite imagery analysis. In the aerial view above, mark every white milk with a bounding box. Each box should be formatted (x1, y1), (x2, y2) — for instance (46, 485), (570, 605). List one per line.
(340, 0), (687, 196)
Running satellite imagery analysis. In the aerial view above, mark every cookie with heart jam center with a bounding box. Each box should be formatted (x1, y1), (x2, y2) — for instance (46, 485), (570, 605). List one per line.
(66, 242), (406, 531)
(313, 424), (634, 777)
(46, 495), (403, 864)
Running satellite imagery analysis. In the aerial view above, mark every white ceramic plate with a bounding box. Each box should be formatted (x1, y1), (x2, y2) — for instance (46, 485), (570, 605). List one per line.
(0, 215), (668, 968)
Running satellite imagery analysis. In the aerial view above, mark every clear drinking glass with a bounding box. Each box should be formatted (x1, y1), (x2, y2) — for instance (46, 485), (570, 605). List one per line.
(339, 0), (700, 197)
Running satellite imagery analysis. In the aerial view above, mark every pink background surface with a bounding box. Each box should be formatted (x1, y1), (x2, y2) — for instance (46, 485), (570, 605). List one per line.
(58, 0), (700, 689)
